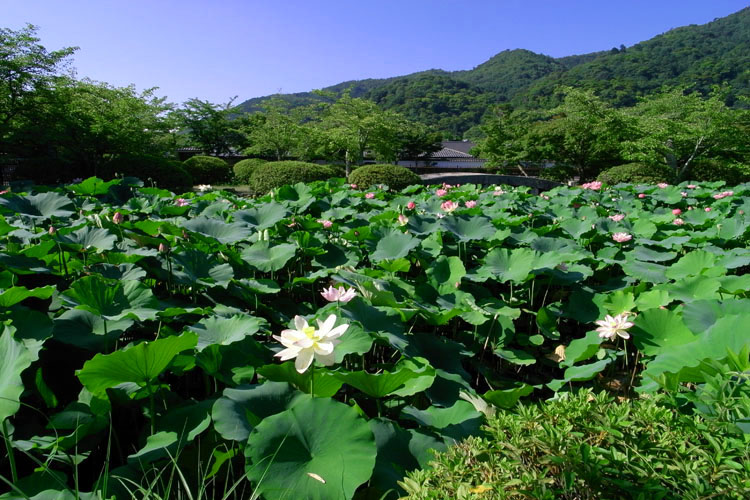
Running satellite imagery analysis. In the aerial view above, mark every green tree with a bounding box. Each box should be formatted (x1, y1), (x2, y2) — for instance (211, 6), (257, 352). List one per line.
(175, 98), (247, 155)
(318, 92), (394, 175)
(243, 98), (305, 161)
(477, 89), (630, 179)
(0, 24), (76, 156)
(621, 88), (748, 180)
(19, 78), (173, 178)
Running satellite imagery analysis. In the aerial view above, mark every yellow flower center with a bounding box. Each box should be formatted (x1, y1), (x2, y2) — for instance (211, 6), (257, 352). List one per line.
(303, 326), (317, 339)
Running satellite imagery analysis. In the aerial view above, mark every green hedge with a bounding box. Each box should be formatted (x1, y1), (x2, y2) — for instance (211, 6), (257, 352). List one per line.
(233, 158), (268, 184)
(598, 162), (674, 185)
(102, 154), (193, 191)
(182, 155), (230, 185)
(400, 391), (750, 499)
(347, 164), (421, 191)
(248, 161), (335, 195)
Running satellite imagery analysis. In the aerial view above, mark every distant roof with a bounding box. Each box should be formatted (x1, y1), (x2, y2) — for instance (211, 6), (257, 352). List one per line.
(440, 140), (477, 155)
(427, 147), (475, 159)
(420, 140), (485, 160)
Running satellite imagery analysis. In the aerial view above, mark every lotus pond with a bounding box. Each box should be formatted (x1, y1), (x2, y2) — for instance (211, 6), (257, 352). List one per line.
(1, 176), (749, 499)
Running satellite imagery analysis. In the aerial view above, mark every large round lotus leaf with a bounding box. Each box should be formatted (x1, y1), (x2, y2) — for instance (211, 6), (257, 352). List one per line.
(241, 241), (297, 272)
(182, 217), (253, 244)
(370, 229), (419, 262)
(188, 314), (266, 351)
(56, 226), (117, 253)
(77, 332), (197, 395)
(0, 192), (74, 220)
(0, 325), (33, 421)
(441, 215), (496, 241)
(245, 397), (376, 500)
(233, 202), (289, 230)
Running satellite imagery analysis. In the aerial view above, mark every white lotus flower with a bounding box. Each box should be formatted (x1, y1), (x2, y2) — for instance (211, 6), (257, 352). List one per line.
(273, 315), (348, 373)
(595, 312), (635, 340)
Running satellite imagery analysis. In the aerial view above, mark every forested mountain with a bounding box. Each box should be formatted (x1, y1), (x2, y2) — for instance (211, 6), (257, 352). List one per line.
(518, 6), (750, 108)
(236, 7), (750, 137)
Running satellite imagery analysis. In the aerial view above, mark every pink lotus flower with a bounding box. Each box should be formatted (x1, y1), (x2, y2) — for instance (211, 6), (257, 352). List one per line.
(442, 183), (453, 190)
(465, 200), (477, 208)
(612, 232), (632, 243)
(365, 192), (375, 199)
(48, 226), (56, 235)
(713, 190), (734, 200)
(440, 200), (459, 213)
(608, 214), (625, 222)
(406, 201), (416, 210)
(681, 192), (688, 197)
(672, 208), (682, 215)
(687, 184), (698, 189)
(595, 312), (634, 340)
(638, 193), (646, 199)
(176, 198), (190, 207)
(673, 218), (684, 225)
(112, 212), (124, 224)
(657, 183), (669, 189)
(320, 285), (357, 303)
(435, 189), (448, 197)
(158, 242), (168, 253)
(0, 189), (8, 195)
(350, 183), (357, 189)
(705, 207), (712, 212)
(398, 214), (409, 226)
(581, 181), (602, 190)
(317, 219), (333, 228)
(493, 189), (505, 196)
(540, 194), (550, 200)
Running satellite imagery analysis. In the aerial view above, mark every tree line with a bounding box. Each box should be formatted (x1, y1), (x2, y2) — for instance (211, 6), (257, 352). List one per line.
(1, 25), (441, 183)
(474, 87), (750, 181)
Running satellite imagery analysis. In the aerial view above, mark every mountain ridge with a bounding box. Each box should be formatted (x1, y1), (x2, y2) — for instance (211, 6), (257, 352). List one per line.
(237, 7), (750, 137)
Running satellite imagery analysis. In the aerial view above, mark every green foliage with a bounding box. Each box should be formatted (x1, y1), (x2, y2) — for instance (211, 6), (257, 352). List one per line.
(685, 159), (750, 184)
(620, 88), (747, 180)
(400, 391), (750, 499)
(182, 155), (230, 185)
(537, 164), (577, 182)
(103, 154), (193, 191)
(598, 162), (675, 185)
(175, 98), (247, 155)
(366, 74), (491, 139)
(232, 158), (267, 184)
(249, 160), (334, 195)
(521, 8), (750, 107)
(347, 164), (421, 191)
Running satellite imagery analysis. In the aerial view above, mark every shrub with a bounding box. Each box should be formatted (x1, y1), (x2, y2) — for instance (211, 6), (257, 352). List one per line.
(248, 161), (334, 195)
(232, 158), (268, 184)
(538, 164), (577, 182)
(400, 391), (750, 500)
(684, 159), (750, 185)
(102, 154), (193, 191)
(348, 164), (421, 191)
(598, 162), (674, 185)
(182, 155), (230, 185)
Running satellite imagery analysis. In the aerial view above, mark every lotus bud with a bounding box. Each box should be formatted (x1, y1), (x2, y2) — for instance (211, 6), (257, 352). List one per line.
(406, 201), (416, 210)
(48, 226), (56, 235)
(112, 212), (124, 224)
(159, 243), (168, 253)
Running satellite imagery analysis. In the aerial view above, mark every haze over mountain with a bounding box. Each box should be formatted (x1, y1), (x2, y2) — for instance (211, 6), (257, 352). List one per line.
(237, 7), (750, 138)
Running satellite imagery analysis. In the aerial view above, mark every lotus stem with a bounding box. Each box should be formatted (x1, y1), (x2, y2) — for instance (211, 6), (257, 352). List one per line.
(310, 364), (315, 398)
(1, 419), (17, 484)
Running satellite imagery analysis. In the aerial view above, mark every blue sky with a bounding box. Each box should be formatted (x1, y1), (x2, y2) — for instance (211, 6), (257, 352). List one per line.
(3, 1), (748, 104)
